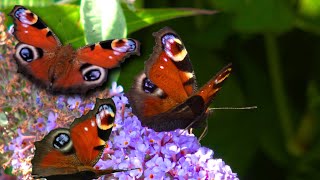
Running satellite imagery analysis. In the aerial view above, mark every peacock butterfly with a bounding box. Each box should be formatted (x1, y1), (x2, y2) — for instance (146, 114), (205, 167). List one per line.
(127, 27), (232, 132)
(32, 98), (123, 179)
(9, 5), (140, 94)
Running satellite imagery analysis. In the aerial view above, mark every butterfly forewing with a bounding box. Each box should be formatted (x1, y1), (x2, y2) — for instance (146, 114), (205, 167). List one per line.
(10, 5), (62, 49)
(146, 27), (197, 103)
(70, 98), (115, 166)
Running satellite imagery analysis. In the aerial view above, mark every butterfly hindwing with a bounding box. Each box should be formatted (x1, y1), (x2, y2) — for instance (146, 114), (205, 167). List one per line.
(31, 128), (81, 178)
(31, 98), (117, 179)
(10, 5), (140, 94)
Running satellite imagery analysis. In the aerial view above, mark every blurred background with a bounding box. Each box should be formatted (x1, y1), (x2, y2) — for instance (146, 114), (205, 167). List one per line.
(1, 0), (320, 179)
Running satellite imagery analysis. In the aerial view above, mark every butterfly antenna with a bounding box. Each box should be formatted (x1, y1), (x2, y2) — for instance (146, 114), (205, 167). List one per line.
(210, 106), (257, 110)
(208, 106), (257, 113)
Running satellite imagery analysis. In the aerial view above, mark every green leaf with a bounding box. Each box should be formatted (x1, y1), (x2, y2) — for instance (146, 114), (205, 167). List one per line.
(299, 0), (320, 18)
(34, 5), (84, 47)
(80, 0), (127, 44)
(296, 0), (320, 36)
(0, 0), (55, 9)
(4, 166), (13, 175)
(213, 0), (294, 33)
(124, 7), (215, 34)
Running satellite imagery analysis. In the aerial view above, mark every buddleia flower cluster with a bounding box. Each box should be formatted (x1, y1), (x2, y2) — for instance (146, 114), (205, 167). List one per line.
(0, 12), (238, 180)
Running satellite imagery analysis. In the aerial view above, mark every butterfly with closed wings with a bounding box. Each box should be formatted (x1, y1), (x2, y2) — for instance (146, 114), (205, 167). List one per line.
(127, 27), (232, 133)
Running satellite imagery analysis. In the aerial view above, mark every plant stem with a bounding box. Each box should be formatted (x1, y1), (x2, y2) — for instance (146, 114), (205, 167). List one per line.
(264, 33), (293, 144)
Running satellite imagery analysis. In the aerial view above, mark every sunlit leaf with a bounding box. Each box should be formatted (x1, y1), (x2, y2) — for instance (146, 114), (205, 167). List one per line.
(299, 0), (320, 18)
(0, 0), (55, 9)
(80, 0), (127, 44)
(124, 7), (215, 34)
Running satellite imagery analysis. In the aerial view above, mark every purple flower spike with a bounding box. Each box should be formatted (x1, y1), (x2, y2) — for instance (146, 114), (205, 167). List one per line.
(96, 92), (239, 180)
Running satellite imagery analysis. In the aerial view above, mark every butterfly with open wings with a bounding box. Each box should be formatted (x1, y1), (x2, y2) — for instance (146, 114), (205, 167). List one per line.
(10, 5), (140, 94)
(127, 27), (232, 133)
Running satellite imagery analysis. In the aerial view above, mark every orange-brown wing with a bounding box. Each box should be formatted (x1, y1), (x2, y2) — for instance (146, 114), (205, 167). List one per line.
(128, 27), (196, 119)
(195, 63), (232, 109)
(48, 39), (140, 94)
(145, 27), (197, 104)
(76, 39), (140, 68)
(70, 98), (115, 166)
(49, 63), (108, 94)
(31, 128), (82, 178)
(10, 5), (61, 49)
(10, 5), (61, 88)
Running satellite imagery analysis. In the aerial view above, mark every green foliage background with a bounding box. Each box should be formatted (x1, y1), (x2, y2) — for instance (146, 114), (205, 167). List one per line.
(1, 0), (320, 179)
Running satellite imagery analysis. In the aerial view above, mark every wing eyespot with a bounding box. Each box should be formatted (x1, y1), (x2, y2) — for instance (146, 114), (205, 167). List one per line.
(51, 129), (73, 153)
(15, 44), (41, 63)
(161, 34), (187, 62)
(81, 65), (107, 84)
(111, 39), (137, 52)
(95, 104), (115, 130)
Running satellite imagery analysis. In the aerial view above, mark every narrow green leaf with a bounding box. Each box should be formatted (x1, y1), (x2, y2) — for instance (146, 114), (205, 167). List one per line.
(0, 0), (55, 9)
(80, 0), (127, 44)
(124, 7), (216, 34)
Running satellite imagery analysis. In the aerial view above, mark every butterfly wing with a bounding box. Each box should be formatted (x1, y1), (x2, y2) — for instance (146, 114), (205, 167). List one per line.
(146, 27), (197, 102)
(48, 39), (140, 93)
(31, 128), (82, 178)
(70, 98), (115, 167)
(128, 27), (197, 117)
(76, 38), (140, 68)
(10, 5), (61, 49)
(195, 63), (232, 109)
(10, 5), (61, 88)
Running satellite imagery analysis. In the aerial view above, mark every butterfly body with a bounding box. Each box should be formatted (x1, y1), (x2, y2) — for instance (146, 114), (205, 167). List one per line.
(127, 27), (232, 132)
(31, 98), (120, 179)
(10, 5), (140, 94)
